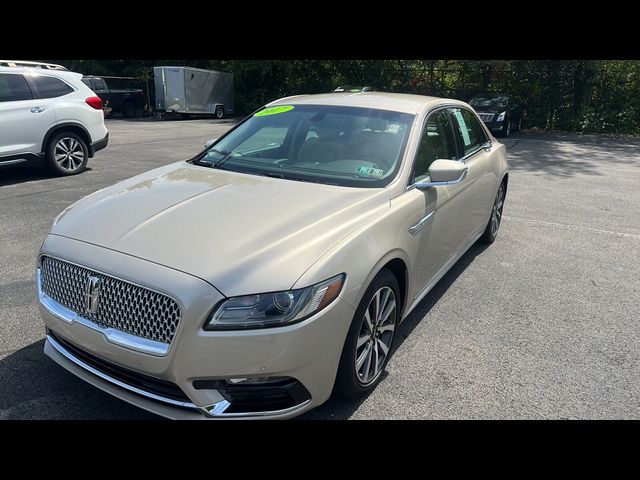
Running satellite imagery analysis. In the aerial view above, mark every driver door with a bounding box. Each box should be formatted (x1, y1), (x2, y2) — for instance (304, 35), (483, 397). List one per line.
(405, 108), (476, 301)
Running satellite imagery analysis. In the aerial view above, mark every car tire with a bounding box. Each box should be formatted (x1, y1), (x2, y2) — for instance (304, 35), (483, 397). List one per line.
(334, 268), (400, 399)
(45, 131), (88, 176)
(122, 100), (137, 118)
(479, 180), (506, 244)
(501, 119), (511, 137)
(215, 105), (225, 119)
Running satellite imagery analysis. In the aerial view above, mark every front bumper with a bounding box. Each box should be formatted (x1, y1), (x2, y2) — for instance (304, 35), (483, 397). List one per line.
(39, 234), (355, 419)
(482, 120), (505, 132)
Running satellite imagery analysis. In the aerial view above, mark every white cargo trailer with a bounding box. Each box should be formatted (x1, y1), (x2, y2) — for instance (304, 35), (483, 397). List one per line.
(154, 66), (234, 118)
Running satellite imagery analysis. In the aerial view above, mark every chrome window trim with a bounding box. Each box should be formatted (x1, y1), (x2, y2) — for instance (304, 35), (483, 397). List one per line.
(46, 333), (196, 409)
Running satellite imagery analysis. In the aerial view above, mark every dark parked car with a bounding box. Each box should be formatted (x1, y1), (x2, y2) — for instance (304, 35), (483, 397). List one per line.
(81, 76), (146, 118)
(469, 93), (522, 137)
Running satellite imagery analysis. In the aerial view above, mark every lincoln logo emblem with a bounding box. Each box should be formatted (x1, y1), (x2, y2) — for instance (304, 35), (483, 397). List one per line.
(84, 276), (101, 314)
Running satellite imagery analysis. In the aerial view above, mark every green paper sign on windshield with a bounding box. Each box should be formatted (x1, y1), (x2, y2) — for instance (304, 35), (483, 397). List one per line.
(254, 105), (295, 117)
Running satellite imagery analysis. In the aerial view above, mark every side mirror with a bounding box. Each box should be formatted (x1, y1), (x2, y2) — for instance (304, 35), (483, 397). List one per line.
(204, 138), (217, 149)
(415, 159), (468, 190)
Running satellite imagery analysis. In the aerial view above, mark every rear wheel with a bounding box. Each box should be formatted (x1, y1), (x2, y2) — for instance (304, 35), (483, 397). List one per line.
(479, 181), (506, 244)
(45, 132), (88, 176)
(215, 105), (225, 119)
(122, 100), (137, 118)
(334, 269), (400, 399)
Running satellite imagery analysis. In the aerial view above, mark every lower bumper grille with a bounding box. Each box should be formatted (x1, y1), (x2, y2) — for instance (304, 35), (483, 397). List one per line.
(49, 331), (191, 404)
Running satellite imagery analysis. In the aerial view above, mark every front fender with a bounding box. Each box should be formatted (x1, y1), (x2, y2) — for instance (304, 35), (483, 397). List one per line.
(293, 196), (420, 319)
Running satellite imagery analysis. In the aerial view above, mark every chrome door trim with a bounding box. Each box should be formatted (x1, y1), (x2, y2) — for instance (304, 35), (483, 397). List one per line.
(408, 211), (434, 236)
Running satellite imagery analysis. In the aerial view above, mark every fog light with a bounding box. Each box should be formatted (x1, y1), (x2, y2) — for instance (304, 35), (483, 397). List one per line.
(192, 376), (312, 414)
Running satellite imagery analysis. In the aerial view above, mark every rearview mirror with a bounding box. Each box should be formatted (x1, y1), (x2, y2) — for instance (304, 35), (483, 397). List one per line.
(204, 138), (217, 149)
(415, 159), (468, 190)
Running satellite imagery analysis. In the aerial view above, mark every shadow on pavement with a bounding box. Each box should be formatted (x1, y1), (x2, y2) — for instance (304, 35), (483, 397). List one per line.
(506, 132), (640, 178)
(0, 166), (53, 187)
(0, 166), (93, 188)
(300, 241), (491, 420)
(0, 340), (158, 419)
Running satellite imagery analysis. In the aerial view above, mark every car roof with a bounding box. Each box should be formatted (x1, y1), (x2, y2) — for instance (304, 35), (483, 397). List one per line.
(267, 92), (467, 115)
(0, 65), (83, 80)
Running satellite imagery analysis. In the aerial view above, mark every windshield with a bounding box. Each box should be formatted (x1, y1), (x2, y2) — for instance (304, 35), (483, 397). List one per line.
(193, 104), (415, 188)
(469, 95), (510, 110)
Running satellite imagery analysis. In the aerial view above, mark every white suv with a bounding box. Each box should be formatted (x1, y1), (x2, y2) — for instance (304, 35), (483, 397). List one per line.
(0, 61), (109, 175)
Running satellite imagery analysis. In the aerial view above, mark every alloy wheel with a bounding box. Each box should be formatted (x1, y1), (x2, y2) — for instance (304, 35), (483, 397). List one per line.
(355, 286), (397, 386)
(490, 183), (505, 236)
(54, 137), (85, 172)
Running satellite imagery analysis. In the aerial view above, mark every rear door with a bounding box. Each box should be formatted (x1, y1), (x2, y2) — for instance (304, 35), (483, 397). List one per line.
(0, 72), (56, 159)
(448, 107), (497, 232)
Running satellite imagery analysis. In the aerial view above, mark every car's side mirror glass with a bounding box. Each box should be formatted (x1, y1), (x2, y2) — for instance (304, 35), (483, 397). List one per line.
(204, 138), (217, 149)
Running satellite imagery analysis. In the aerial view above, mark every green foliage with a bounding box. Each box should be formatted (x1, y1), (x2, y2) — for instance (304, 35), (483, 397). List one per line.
(47, 59), (640, 134)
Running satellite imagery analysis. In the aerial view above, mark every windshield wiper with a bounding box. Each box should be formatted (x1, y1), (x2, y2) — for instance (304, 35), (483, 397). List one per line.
(214, 150), (246, 169)
(260, 172), (321, 184)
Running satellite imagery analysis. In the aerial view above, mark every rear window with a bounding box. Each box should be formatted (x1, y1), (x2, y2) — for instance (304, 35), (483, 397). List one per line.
(0, 73), (33, 102)
(32, 75), (74, 98)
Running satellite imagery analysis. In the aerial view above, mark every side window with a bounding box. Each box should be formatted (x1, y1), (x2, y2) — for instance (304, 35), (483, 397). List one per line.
(0, 74), (33, 102)
(450, 108), (487, 156)
(81, 77), (93, 89)
(32, 75), (74, 99)
(411, 109), (458, 183)
(94, 79), (107, 91)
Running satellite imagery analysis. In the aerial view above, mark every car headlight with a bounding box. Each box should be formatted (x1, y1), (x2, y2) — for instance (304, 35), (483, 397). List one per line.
(204, 273), (345, 330)
(496, 111), (507, 122)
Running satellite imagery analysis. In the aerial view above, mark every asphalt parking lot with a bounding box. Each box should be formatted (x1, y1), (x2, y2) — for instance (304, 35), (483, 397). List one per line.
(1, 118), (639, 419)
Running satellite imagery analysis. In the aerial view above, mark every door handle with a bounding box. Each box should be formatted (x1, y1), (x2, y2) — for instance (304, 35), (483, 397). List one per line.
(31, 106), (45, 113)
(409, 211), (434, 236)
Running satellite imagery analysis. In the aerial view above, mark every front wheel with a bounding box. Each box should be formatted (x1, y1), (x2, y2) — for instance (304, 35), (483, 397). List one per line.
(334, 269), (400, 399)
(501, 119), (512, 137)
(479, 181), (506, 244)
(215, 105), (225, 119)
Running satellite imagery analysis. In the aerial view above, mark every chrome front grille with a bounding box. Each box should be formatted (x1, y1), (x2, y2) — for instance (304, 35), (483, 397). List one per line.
(40, 256), (181, 344)
(478, 113), (495, 122)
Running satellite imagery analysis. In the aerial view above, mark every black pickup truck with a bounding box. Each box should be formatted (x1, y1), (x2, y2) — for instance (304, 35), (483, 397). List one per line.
(82, 76), (146, 117)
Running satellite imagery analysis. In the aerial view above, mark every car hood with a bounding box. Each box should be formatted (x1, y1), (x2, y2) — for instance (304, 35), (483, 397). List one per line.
(51, 162), (389, 296)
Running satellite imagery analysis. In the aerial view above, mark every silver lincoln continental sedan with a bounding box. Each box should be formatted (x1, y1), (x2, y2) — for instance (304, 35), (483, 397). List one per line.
(38, 92), (508, 419)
